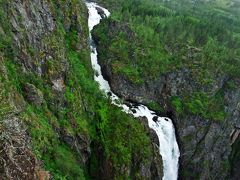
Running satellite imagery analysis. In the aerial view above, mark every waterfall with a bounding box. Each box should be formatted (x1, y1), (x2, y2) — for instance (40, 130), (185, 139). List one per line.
(86, 2), (180, 180)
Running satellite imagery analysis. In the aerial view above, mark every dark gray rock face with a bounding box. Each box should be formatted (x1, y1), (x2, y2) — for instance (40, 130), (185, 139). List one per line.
(23, 83), (44, 106)
(139, 117), (163, 179)
(61, 132), (91, 164)
(231, 137), (240, 180)
(0, 1), (55, 178)
(10, 0), (56, 75)
(96, 6), (106, 18)
(0, 66), (49, 179)
(224, 80), (240, 179)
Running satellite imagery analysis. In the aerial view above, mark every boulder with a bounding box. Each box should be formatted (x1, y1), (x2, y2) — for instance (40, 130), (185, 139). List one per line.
(96, 7), (106, 18)
(23, 83), (44, 106)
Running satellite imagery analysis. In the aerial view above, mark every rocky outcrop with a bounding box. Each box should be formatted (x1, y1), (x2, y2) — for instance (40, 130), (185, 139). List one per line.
(139, 117), (163, 180)
(61, 132), (91, 164)
(10, 0), (55, 75)
(100, 66), (240, 179)
(0, 114), (49, 180)
(23, 83), (44, 106)
(96, 7), (106, 18)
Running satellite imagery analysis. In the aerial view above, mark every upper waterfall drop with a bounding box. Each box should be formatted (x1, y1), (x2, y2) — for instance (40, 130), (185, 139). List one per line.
(86, 2), (180, 180)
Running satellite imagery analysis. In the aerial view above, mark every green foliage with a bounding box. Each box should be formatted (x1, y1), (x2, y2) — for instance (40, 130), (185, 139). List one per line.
(94, 0), (240, 122)
(184, 92), (225, 121)
(20, 106), (85, 180)
(95, 0), (240, 84)
(2, 53), (89, 179)
(93, 17), (173, 83)
(43, 145), (86, 180)
(171, 96), (183, 114)
(95, 104), (151, 177)
(147, 101), (164, 113)
(185, 93), (209, 115)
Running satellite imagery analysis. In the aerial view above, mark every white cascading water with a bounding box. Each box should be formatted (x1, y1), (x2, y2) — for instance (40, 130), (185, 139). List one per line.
(86, 2), (180, 180)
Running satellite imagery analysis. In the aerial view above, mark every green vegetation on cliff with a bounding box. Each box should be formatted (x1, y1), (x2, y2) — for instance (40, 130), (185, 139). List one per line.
(1, 0), (152, 179)
(95, 0), (240, 82)
(92, 1), (240, 178)
(93, 0), (240, 121)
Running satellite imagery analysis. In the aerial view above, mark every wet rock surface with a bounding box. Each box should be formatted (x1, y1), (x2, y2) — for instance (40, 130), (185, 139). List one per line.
(139, 117), (162, 179)
(96, 6), (106, 18)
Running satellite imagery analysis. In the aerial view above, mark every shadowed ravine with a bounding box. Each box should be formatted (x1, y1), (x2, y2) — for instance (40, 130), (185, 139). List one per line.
(86, 2), (180, 180)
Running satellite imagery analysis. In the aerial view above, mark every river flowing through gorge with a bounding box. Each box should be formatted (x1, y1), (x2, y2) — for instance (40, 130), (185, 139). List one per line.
(86, 2), (180, 180)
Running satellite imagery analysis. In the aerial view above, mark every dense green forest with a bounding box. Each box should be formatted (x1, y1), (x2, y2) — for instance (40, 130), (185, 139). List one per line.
(93, 0), (240, 121)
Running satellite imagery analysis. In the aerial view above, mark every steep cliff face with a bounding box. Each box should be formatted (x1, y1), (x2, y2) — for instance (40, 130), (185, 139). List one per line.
(0, 0), (164, 179)
(94, 46), (240, 179)
(92, 9), (240, 180)
(1, 0), (90, 178)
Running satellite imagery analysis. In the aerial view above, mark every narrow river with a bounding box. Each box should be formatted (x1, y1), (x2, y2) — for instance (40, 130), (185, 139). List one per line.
(86, 2), (180, 180)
